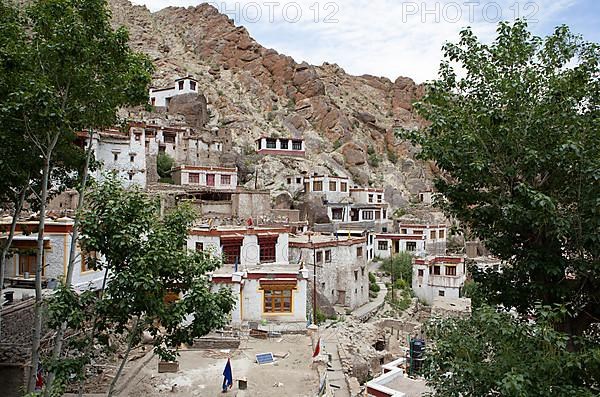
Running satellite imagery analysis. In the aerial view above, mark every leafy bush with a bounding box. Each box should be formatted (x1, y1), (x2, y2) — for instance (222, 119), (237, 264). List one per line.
(156, 153), (174, 178)
(381, 252), (413, 285)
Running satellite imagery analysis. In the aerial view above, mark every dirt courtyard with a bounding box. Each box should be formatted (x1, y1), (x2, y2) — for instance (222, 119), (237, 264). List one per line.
(122, 334), (320, 397)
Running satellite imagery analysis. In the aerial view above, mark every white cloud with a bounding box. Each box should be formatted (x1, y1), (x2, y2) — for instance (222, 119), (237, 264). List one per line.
(130, 0), (579, 83)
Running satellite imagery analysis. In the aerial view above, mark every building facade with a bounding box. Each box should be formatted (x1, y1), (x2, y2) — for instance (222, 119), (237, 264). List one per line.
(256, 136), (305, 157)
(0, 218), (106, 292)
(172, 165), (238, 189)
(149, 76), (199, 108)
(288, 234), (369, 310)
(412, 256), (466, 304)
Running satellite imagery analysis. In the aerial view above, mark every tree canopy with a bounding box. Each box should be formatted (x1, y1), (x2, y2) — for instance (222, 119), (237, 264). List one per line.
(405, 20), (600, 396)
(409, 20), (599, 332)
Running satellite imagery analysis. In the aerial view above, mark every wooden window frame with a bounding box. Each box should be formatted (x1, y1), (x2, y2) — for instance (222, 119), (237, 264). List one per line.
(263, 287), (293, 313)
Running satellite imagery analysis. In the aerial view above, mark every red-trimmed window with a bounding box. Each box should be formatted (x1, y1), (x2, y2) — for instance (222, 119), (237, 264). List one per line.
(259, 236), (277, 263)
(189, 173), (200, 184)
(263, 287), (293, 313)
(222, 239), (242, 264)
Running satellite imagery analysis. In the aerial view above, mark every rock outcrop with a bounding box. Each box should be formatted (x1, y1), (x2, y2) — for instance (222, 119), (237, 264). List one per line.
(108, 0), (437, 210)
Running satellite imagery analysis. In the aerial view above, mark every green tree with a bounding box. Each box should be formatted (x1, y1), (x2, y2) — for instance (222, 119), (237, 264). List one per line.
(157, 153), (175, 179)
(405, 21), (600, 395)
(408, 20), (599, 332)
(381, 252), (413, 286)
(425, 305), (600, 396)
(0, 0), (153, 392)
(46, 177), (235, 396)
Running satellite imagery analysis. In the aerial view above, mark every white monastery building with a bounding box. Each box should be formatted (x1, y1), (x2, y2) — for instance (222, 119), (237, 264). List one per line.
(149, 76), (199, 108)
(412, 256), (466, 305)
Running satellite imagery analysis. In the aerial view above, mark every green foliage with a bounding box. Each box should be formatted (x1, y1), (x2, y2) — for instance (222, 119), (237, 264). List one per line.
(425, 305), (600, 397)
(381, 252), (413, 285)
(403, 20), (600, 396)
(407, 20), (600, 324)
(333, 139), (343, 150)
(47, 176), (235, 389)
(156, 153), (174, 178)
(368, 272), (377, 284)
(460, 279), (484, 308)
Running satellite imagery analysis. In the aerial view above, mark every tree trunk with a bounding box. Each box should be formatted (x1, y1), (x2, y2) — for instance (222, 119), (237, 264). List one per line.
(77, 268), (110, 397)
(0, 186), (27, 339)
(107, 318), (140, 397)
(27, 131), (60, 393)
(44, 132), (94, 396)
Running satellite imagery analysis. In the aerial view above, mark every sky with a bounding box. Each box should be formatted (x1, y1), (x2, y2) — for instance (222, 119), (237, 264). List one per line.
(131, 0), (600, 83)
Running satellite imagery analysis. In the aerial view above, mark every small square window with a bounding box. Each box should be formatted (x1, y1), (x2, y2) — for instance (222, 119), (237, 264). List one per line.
(439, 290), (445, 297)
(418, 269), (424, 277)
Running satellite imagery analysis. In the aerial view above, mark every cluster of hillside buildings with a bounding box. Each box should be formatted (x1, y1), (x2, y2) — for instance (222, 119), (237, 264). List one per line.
(1, 77), (494, 327)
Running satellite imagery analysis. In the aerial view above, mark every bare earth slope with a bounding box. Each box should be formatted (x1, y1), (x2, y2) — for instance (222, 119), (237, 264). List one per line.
(109, 0), (436, 207)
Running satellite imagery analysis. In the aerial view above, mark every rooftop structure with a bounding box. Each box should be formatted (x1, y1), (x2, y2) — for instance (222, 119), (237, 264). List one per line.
(256, 136), (305, 157)
(149, 76), (199, 108)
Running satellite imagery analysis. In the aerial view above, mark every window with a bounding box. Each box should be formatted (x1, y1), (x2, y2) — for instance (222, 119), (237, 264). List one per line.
(151, 97), (156, 106)
(178, 80), (184, 90)
(292, 140), (302, 150)
(257, 140), (262, 149)
(433, 266), (441, 275)
(130, 155), (135, 162)
(263, 288), (293, 313)
(207, 174), (215, 186)
(316, 251), (323, 263)
(222, 240), (242, 264)
(164, 134), (175, 143)
(280, 140), (289, 149)
(354, 270), (358, 281)
(383, 209), (387, 219)
(378, 241), (388, 250)
(325, 250), (331, 263)
(439, 290), (445, 297)
(259, 237), (277, 263)
(195, 242), (204, 252)
(304, 182), (310, 192)
(357, 247), (363, 257)
(81, 251), (97, 273)
(190, 81), (196, 90)
(418, 269), (424, 277)
(361, 267), (365, 276)
(221, 174), (231, 185)
(406, 241), (417, 251)
(413, 230), (423, 234)
(377, 195), (383, 203)
(340, 182), (347, 192)
(128, 174), (133, 181)
(287, 178), (292, 185)
(375, 211), (381, 220)
(445, 266), (457, 276)
(439, 230), (445, 239)
(296, 177), (301, 184)
(18, 253), (37, 276)
(362, 211), (374, 220)
(113, 153), (119, 161)
(430, 230), (437, 240)
(401, 228), (408, 234)
(329, 181), (337, 191)
(313, 181), (323, 191)
(368, 194), (374, 203)
(266, 138), (277, 149)
(332, 208), (343, 220)
(189, 173), (200, 184)
(134, 133), (141, 141)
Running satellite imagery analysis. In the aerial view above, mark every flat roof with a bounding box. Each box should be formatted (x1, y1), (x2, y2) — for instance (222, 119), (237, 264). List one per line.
(288, 234), (366, 248)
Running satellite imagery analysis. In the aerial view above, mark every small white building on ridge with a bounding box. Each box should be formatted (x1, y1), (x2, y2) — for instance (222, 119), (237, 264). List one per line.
(149, 76), (199, 107)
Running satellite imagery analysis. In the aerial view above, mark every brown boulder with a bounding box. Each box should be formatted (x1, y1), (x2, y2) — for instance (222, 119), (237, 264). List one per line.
(341, 142), (366, 166)
(167, 93), (209, 127)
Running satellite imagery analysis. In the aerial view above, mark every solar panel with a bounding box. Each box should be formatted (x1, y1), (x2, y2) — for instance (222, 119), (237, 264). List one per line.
(256, 352), (274, 365)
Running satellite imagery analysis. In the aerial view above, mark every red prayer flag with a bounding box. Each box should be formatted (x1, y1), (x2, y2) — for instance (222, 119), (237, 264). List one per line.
(313, 337), (321, 358)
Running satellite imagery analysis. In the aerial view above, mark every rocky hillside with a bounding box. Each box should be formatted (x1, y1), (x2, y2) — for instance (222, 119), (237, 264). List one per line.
(109, 0), (437, 210)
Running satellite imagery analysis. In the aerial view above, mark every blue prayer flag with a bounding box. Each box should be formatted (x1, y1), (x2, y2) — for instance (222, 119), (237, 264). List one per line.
(222, 358), (233, 391)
